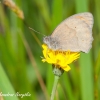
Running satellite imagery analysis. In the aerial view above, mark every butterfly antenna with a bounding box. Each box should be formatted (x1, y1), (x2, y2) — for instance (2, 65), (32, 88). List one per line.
(23, 20), (45, 36)
(28, 27), (45, 36)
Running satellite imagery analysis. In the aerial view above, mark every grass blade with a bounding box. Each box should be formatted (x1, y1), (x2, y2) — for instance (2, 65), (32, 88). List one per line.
(0, 63), (19, 100)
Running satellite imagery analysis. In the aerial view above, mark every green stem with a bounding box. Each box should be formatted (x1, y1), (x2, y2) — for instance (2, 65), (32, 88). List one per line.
(50, 75), (60, 100)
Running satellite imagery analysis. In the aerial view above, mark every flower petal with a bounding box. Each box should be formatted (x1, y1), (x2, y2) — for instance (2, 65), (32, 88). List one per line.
(42, 44), (80, 72)
(62, 65), (71, 71)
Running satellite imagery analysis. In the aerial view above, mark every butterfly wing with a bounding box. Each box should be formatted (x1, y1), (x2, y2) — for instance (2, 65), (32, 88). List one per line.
(51, 12), (93, 53)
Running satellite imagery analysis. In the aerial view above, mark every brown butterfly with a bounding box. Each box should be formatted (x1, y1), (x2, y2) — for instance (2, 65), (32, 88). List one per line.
(43, 12), (94, 53)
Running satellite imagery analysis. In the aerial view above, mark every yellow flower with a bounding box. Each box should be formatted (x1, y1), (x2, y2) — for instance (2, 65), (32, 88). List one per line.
(42, 44), (80, 71)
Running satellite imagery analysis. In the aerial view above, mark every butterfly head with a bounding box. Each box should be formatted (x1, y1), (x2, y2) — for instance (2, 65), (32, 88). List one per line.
(43, 36), (51, 45)
(43, 36), (60, 50)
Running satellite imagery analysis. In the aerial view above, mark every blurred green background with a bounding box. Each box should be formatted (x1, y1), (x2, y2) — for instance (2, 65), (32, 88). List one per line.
(0, 0), (100, 100)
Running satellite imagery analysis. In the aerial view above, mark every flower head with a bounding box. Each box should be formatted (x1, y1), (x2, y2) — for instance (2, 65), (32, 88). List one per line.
(42, 44), (80, 71)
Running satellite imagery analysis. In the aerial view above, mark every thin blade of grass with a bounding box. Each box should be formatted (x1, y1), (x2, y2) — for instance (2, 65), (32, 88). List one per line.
(46, 66), (54, 94)
(61, 73), (75, 100)
(75, 0), (94, 100)
(0, 63), (19, 100)
(94, 51), (100, 100)
(75, 0), (88, 12)
(51, 0), (63, 31)
(34, 0), (51, 28)
(79, 52), (94, 100)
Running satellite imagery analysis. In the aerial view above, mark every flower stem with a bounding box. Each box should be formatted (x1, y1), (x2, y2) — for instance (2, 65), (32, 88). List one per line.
(50, 75), (60, 100)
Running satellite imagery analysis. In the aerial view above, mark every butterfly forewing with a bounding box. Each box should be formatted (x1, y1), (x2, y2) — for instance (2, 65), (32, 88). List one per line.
(51, 12), (93, 53)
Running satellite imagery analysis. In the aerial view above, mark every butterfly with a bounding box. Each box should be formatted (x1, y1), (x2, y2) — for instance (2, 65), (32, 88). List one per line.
(43, 12), (94, 53)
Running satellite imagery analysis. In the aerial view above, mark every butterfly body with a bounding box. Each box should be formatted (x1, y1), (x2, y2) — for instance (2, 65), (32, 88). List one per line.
(43, 12), (94, 53)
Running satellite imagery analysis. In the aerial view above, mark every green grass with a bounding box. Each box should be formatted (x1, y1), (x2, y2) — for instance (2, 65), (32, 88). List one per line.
(0, 0), (100, 100)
